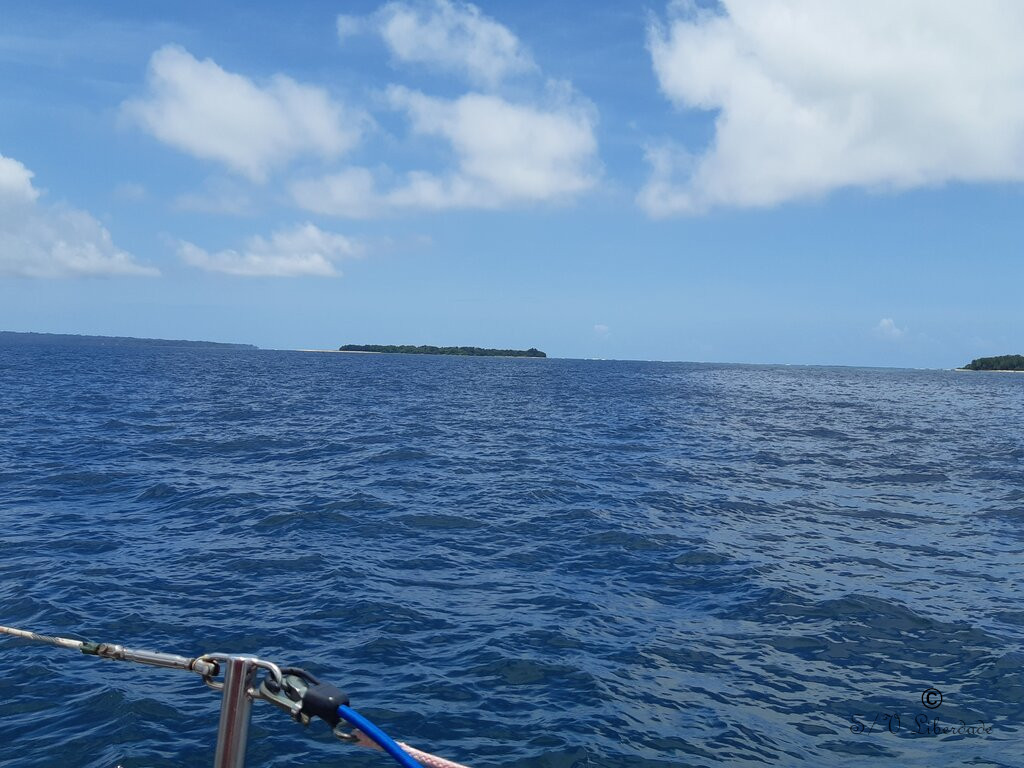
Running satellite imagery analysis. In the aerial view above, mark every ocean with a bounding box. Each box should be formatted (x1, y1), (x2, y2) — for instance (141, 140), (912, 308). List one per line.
(0, 343), (1021, 768)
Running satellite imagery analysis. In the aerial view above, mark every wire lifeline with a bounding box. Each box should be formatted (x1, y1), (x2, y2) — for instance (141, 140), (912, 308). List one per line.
(0, 624), (218, 677)
(338, 705), (424, 768)
(0, 624), (84, 651)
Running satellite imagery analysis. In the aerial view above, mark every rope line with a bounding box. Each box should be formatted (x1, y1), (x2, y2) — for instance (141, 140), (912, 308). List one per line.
(338, 705), (423, 768)
(396, 740), (473, 768)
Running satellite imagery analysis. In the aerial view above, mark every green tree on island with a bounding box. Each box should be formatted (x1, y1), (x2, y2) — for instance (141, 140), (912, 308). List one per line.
(338, 344), (546, 358)
(962, 354), (1024, 371)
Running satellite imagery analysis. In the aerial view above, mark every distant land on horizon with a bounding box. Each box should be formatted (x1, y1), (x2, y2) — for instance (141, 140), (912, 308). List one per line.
(960, 354), (1024, 371)
(0, 331), (257, 350)
(338, 344), (547, 358)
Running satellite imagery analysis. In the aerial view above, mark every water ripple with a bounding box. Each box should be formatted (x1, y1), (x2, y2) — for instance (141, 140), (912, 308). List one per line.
(0, 346), (1022, 767)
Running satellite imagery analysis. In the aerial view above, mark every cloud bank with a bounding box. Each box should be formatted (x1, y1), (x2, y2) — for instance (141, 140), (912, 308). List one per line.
(293, 86), (597, 214)
(0, 154), (156, 278)
(294, 0), (598, 216)
(124, 45), (361, 182)
(179, 223), (359, 277)
(642, 0), (1024, 215)
(122, 4), (597, 219)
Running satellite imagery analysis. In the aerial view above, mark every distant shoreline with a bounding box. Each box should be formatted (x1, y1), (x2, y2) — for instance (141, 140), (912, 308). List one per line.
(954, 368), (1024, 373)
(299, 348), (545, 358)
(298, 349), (380, 354)
(0, 330), (256, 350)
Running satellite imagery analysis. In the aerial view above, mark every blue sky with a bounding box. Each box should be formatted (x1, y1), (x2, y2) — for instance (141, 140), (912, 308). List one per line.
(1, 0), (1022, 367)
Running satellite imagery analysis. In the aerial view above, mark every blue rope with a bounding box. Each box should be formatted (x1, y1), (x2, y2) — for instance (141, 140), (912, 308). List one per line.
(337, 704), (422, 768)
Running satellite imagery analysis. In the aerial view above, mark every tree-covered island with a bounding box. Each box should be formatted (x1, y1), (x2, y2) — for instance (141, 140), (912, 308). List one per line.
(338, 344), (546, 358)
(961, 354), (1024, 371)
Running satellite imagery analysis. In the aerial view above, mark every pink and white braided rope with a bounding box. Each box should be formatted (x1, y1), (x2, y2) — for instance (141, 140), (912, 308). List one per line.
(352, 729), (472, 768)
(397, 741), (473, 768)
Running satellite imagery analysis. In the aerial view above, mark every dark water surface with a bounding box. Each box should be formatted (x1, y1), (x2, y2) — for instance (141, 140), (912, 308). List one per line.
(0, 345), (1021, 768)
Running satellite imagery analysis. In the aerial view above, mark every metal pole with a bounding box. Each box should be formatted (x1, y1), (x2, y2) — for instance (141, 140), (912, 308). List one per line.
(213, 656), (257, 768)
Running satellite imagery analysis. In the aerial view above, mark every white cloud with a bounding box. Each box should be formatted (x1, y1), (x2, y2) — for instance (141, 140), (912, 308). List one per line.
(642, 1), (1024, 215)
(290, 168), (381, 218)
(0, 155), (40, 203)
(365, 0), (534, 87)
(178, 223), (359, 277)
(304, 2), (599, 216)
(124, 45), (361, 182)
(291, 88), (599, 215)
(875, 318), (906, 339)
(594, 323), (610, 335)
(0, 153), (156, 278)
(637, 142), (697, 219)
(389, 86), (597, 205)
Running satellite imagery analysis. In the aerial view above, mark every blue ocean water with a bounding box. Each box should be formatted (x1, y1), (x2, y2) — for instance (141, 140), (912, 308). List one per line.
(0, 343), (1022, 768)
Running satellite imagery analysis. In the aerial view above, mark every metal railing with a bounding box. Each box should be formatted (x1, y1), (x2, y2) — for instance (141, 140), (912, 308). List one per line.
(0, 624), (468, 768)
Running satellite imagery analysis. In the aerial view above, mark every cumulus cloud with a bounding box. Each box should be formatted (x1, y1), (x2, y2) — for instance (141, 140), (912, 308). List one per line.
(124, 45), (361, 181)
(296, 1), (599, 216)
(594, 323), (610, 335)
(0, 155), (40, 204)
(292, 87), (598, 215)
(642, 1), (1024, 215)
(370, 0), (534, 87)
(178, 223), (359, 277)
(0, 154), (156, 278)
(389, 86), (597, 206)
(290, 168), (381, 219)
(875, 318), (906, 339)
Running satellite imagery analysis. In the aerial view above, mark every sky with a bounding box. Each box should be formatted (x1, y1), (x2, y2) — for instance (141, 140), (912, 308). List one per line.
(1, 0), (1022, 367)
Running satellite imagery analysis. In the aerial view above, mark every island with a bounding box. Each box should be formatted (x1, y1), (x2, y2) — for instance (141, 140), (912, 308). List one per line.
(0, 331), (256, 350)
(338, 344), (546, 358)
(960, 354), (1024, 371)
